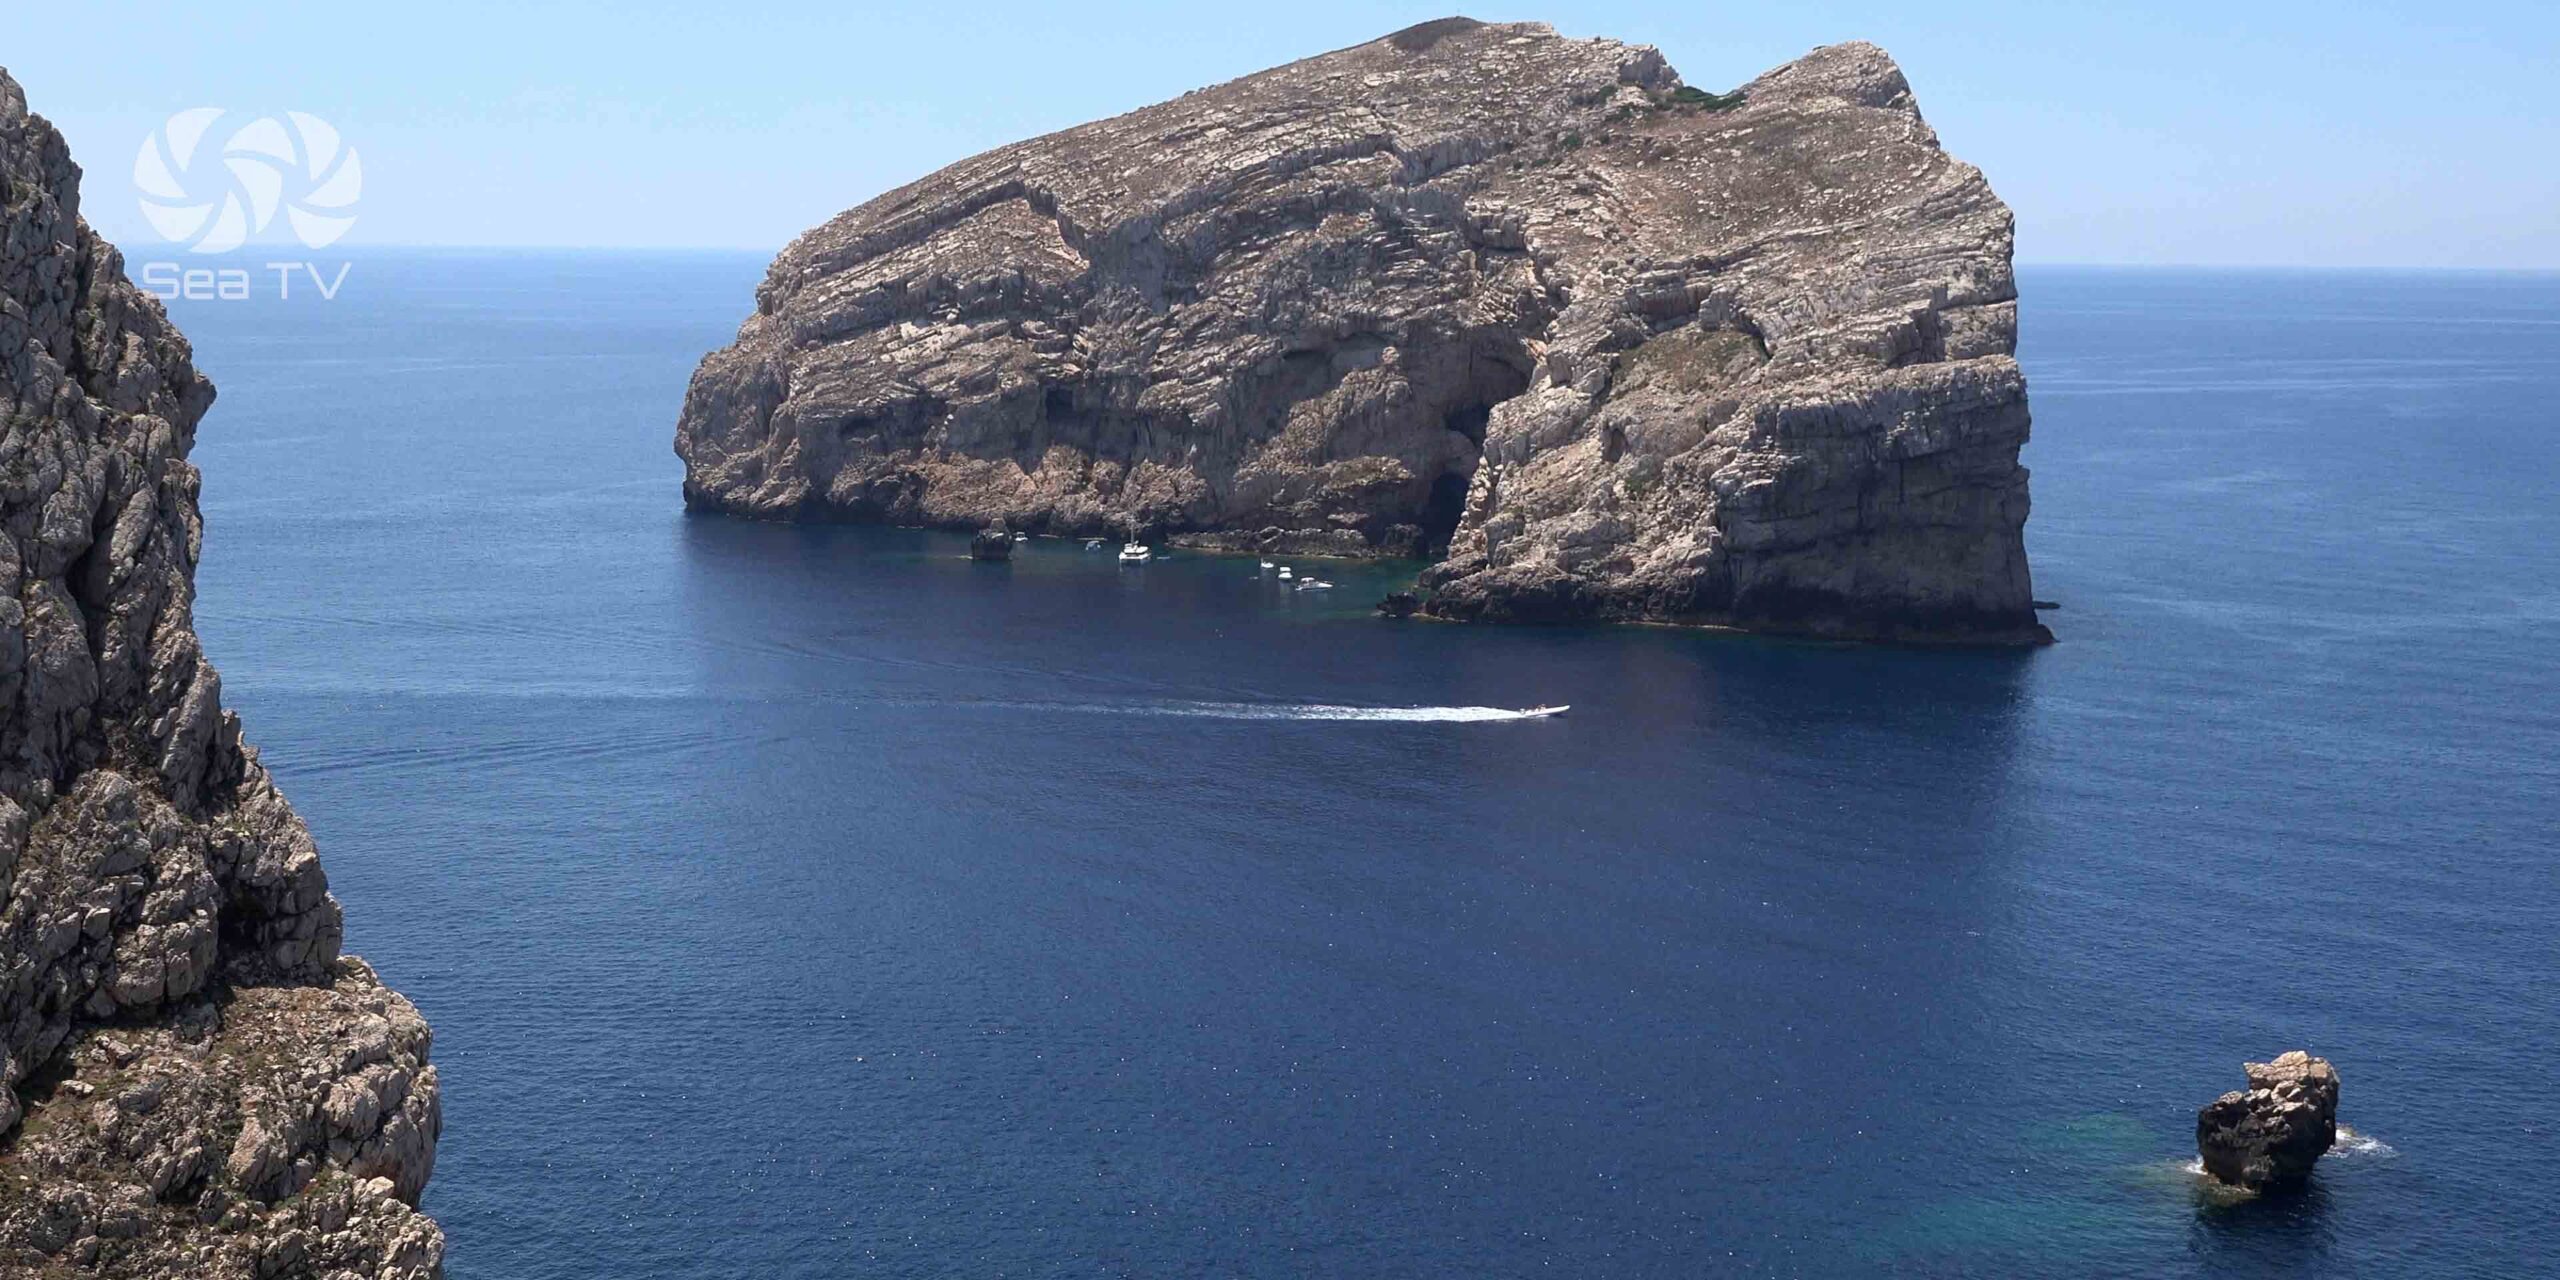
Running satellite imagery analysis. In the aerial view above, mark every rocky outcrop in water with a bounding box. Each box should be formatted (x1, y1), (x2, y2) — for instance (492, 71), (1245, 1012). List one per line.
(2196, 1051), (2340, 1191)
(0, 70), (442, 1276)
(969, 525), (1014, 561)
(677, 18), (2045, 642)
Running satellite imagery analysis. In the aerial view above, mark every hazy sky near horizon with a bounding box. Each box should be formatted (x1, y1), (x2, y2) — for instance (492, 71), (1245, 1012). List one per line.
(10, 1), (2556, 267)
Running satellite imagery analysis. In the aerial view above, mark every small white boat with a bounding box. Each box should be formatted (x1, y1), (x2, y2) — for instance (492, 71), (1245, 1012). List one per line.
(1013, 532), (1030, 542)
(1277, 567), (1293, 580)
(1295, 579), (1333, 591)
(1085, 538), (1105, 550)
(1519, 704), (1570, 718)
(1117, 543), (1151, 563)
(1258, 559), (1275, 570)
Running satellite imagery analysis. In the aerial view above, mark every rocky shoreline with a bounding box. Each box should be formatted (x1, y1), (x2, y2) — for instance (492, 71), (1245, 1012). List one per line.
(675, 19), (2048, 644)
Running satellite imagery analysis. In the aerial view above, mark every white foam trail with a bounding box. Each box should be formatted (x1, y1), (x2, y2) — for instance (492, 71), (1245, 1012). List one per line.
(1153, 702), (1547, 722)
(958, 699), (1556, 722)
(2328, 1125), (2395, 1159)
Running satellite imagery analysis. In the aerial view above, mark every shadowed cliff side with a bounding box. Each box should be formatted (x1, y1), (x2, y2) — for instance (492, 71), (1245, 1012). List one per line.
(0, 71), (443, 1277)
(677, 18), (2046, 642)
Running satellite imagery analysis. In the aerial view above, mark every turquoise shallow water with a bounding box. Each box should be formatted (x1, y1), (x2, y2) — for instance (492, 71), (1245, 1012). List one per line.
(172, 256), (2558, 1277)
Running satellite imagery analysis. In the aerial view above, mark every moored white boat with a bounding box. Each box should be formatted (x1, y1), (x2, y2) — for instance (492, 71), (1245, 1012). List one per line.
(1117, 543), (1151, 563)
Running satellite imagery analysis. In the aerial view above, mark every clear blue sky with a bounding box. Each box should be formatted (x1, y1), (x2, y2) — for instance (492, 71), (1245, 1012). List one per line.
(12, 1), (2557, 266)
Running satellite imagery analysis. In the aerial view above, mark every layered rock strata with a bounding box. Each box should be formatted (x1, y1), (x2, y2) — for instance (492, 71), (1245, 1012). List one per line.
(0, 69), (443, 1277)
(677, 18), (2045, 641)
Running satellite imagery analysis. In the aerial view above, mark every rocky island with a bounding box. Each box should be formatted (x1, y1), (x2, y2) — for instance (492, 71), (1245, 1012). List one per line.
(0, 71), (442, 1276)
(2197, 1051), (2341, 1192)
(677, 18), (2046, 642)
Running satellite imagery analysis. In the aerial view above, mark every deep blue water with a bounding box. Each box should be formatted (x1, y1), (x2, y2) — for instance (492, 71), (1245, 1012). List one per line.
(171, 256), (2559, 1277)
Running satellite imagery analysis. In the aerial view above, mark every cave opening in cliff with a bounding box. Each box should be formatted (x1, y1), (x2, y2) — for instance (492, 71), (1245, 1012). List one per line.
(1421, 470), (1472, 554)
(1444, 401), (1494, 447)
(1419, 398), (1502, 555)
(1414, 343), (1530, 555)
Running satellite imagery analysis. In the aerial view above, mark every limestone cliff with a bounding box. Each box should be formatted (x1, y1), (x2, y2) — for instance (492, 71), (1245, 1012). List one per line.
(678, 18), (2046, 642)
(0, 71), (443, 1276)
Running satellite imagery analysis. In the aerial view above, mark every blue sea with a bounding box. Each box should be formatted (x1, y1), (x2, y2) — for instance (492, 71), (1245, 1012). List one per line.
(171, 256), (2559, 1277)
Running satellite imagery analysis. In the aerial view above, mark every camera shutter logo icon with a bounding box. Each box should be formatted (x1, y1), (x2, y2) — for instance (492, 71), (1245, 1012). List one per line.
(134, 109), (361, 253)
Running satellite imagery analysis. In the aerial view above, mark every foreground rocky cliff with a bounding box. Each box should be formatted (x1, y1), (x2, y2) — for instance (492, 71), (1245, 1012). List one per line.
(679, 18), (2045, 641)
(0, 71), (442, 1276)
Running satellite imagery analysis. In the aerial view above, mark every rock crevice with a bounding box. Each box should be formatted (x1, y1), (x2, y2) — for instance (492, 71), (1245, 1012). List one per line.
(0, 67), (443, 1277)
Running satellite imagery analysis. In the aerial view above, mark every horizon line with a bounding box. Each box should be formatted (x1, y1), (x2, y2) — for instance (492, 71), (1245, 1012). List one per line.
(115, 242), (2560, 274)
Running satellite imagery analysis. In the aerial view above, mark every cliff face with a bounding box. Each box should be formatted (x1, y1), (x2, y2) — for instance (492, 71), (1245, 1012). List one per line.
(678, 18), (2045, 641)
(0, 72), (442, 1277)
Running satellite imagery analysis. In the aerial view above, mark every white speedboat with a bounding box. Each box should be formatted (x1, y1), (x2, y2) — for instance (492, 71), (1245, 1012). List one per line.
(1519, 704), (1570, 718)
(1295, 578), (1333, 591)
(1258, 559), (1275, 570)
(1277, 567), (1293, 580)
(1117, 543), (1151, 563)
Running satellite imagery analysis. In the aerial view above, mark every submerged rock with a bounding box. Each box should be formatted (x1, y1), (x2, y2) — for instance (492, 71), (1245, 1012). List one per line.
(970, 524), (1016, 560)
(1377, 591), (1422, 618)
(0, 69), (442, 1276)
(677, 18), (2046, 642)
(2196, 1051), (2341, 1191)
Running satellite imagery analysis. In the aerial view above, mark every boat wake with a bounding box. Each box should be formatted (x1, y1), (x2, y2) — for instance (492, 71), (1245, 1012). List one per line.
(1142, 702), (1555, 722)
(889, 697), (1559, 722)
(966, 700), (1558, 722)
